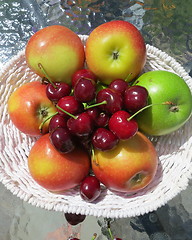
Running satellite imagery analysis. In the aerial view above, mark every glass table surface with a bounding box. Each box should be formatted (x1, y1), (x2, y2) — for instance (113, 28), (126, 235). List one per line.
(0, 1), (192, 239)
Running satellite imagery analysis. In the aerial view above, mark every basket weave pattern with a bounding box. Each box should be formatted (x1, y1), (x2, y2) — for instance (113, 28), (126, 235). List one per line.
(0, 35), (192, 218)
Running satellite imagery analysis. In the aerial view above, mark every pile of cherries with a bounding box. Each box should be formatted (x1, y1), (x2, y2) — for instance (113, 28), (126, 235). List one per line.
(43, 68), (149, 203)
(45, 68), (148, 153)
(64, 212), (123, 240)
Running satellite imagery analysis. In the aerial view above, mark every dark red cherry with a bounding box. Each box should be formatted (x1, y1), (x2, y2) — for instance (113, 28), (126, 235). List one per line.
(80, 175), (101, 202)
(74, 78), (96, 102)
(94, 112), (109, 127)
(109, 79), (128, 95)
(86, 107), (100, 121)
(92, 128), (119, 151)
(67, 112), (94, 137)
(109, 110), (138, 140)
(46, 82), (71, 102)
(50, 127), (75, 153)
(76, 135), (92, 154)
(72, 69), (97, 87)
(86, 108), (109, 127)
(96, 88), (123, 114)
(49, 114), (67, 132)
(124, 85), (148, 112)
(64, 213), (86, 225)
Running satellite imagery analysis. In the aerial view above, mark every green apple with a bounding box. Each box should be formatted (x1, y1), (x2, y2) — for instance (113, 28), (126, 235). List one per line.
(85, 20), (146, 85)
(133, 70), (192, 136)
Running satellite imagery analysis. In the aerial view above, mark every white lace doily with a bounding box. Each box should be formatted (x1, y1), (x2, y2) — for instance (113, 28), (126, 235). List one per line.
(0, 35), (192, 218)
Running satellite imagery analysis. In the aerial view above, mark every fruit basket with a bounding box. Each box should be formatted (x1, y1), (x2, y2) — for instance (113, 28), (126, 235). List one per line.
(0, 34), (192, 219)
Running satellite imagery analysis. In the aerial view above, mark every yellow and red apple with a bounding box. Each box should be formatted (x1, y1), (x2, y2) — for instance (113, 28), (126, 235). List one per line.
(28, 134), (91, 192)
(25, 25), (85, 84)
(85, 20), (146, 85)
(8, 81), (57, 136)
(92, 132), (158, 193)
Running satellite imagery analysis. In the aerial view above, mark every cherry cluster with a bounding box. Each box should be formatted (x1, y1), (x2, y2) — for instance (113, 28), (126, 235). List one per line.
(44, 68), (149, 203)
(45, 68), (148, 153)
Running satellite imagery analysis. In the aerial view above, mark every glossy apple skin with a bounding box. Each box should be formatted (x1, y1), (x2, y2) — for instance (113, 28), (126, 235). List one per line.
(134, 70), (192, 136)
(8, 81), (57, 136)
(85, 20), (146, 85)
(92, 132), (158, 193)
(25, 25), (85, 84)
(28, 134), (91, 192)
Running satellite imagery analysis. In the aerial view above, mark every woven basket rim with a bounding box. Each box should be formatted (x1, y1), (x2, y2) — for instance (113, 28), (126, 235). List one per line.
(0, 35), (192, 218)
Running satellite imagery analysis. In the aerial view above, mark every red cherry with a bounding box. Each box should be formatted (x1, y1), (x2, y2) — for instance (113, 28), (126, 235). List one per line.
(109, 78), (128, 95)
(50, 127), (75, 153)
(96, 88), (123, 114)
(64, 213), (86, 225)
(109, 110), (138, 140)
(94, 112), (109, 127)
(71, 69), (97, 87)
(124, 85), (148, 112)
(92, 128), (119, 151)
(86, 107), (100, 121)
(46, 82), (71, 102)
(57, 96), (83, 118)
(80, 175), (101, 202)
(86, 107), (109, 127)
(49, 114), (67, 132)
(74, 78), (96, 102)
(67, 112), (94, 137)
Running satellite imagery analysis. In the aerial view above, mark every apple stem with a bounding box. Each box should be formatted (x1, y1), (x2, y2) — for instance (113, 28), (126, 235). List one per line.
(91, 233), (97, 240)
(38, 63), (57, 89)
(127, 101), (173, 121)
(39, 112), (58, 133)
(84, 100), (107, 110)
(56, 105), (78, 119)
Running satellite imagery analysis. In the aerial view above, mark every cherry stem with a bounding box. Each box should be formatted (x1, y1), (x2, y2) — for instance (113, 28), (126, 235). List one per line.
(84, 100), (107, 110)
(124, 72), (133, 82)
(38, 63), (57, 89)
(108, 226), (114, 240)
(127, 101), (173, 121)
(56, 105), (78, 119)
(39, 112), (58, 133)
(79, 76), (94, 82)
(91, 233), (97, 240)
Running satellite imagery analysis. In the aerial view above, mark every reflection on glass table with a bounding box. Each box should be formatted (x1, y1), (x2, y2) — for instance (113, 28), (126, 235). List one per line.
(0, 1), (192, 240)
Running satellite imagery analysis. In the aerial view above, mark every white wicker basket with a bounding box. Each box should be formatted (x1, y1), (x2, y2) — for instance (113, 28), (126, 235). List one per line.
(0, 35), (192, 219)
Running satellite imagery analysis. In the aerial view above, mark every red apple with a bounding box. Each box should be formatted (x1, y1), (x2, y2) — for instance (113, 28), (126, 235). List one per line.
(28, 134), (91, 192)
(85, 20), (146, 85)
(7, 81), (57, 136)
(92, 132), (158, 193)
(25, 25), (85, 84)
